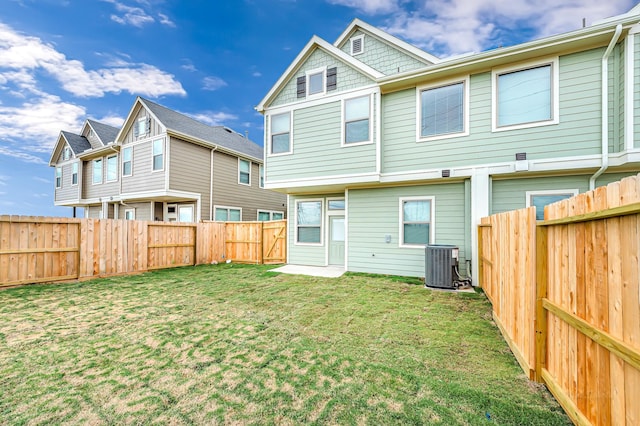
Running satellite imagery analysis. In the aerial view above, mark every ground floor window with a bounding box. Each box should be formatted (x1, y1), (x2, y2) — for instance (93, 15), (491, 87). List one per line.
(400, 197), (434, 247)
(178, 205), (194, 223)
(296, 200), (322, 244)
(124, 208), (135, 220)
(526, 189), (578, 220)
(215, 206), (241, 221)
(258, 210), (284, 221)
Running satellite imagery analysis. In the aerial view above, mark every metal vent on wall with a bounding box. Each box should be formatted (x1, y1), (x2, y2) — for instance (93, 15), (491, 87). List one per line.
(425, 244), (458, 289)
(351, 37), (363, 55)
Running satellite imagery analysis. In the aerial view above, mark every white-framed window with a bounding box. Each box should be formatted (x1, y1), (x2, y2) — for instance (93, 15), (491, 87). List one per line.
(492, 58), (559, 131)
(296, 199), (323, 245)
(88, 128), (94, 139)
(351, 34), (364, 55)
(328, 199), (345, 210)
(92, 158), (102, 184)
(258, 210), (284, 221)
(259, 164), (264, 188)
(124, 208), (135, 220)
(152, 139), (163, 171)
(134, 117), (148, 138)
(122, 146), (132, 177)
(307, 67), (326, 97)
(526, 189), (578, 221)
(106, 154), (118, 182)
(417, 78), (469, 141)
(178, 205), (194, 223)
(71, 162), (78, 186)
(342, 95), (372, 146)
(214, 206), (242, 221)
(238, 158), (251, 185)
(62, 146), (72, 161)
(269, 112), (292, 155)
(55, 167), (62, 188)
(399, 197), (435, 247)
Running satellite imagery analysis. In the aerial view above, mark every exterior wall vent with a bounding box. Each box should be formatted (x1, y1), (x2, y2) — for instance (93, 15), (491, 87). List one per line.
(351, 35), (364, 55)
(515, 152), (527, 160)
(425, 244), (459, 289)
(441, 169), (451, 178)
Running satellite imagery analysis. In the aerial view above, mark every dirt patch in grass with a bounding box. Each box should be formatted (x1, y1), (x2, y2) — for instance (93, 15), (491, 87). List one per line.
(0, 264), (570, 425)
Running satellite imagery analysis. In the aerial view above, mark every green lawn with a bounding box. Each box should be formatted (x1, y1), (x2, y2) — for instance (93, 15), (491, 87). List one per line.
(0, 264), (569, 425)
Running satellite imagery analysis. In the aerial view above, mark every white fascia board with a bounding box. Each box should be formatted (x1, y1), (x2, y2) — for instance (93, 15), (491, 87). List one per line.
(48, 132), (66, 166)
(113, 97), (166, 144)
(265, 172), (380, 190)
(256, 36), (384, 112)
(334, 18), (440, 64)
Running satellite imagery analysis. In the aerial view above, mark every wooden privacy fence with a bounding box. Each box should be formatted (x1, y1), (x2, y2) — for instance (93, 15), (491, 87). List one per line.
(478, 174), (640, 426)
(0, 217), (286, 287)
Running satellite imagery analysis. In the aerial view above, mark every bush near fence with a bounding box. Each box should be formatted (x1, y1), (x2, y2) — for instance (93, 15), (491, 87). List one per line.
(479, 174), (640, 426)
(0, 217), (286, 288)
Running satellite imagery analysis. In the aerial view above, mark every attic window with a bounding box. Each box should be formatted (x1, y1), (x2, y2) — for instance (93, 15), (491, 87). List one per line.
(296, 67), (337, 98)
(62, 147), (72, 161)
(351, 35), (364, 55)
(134, 117), (149, 138)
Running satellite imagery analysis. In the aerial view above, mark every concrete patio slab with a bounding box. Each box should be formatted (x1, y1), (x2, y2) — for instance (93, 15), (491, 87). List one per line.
(270, 264), (345, 278)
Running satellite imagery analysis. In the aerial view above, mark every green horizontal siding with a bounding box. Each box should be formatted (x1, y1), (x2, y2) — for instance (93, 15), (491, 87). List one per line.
(595, 171), (640, 186)
(337, 30), (427, 76)
(383, 48), (604, 174)
(267, 99), (377, 181)
(348, 183), (468, 278)
(271, 48), (374, 107)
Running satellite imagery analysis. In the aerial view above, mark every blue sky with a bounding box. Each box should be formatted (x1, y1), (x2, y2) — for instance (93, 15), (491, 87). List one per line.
(0, 0), (635, 217)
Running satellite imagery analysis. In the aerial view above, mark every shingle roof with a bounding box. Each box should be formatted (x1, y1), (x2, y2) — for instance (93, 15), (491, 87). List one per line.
(61, 131), (92, 154)
(87, 119), (119, 145)
(140, 98), (263, 161)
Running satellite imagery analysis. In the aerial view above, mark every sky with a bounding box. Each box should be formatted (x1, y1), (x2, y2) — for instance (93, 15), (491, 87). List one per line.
(0, 0), (636, 217)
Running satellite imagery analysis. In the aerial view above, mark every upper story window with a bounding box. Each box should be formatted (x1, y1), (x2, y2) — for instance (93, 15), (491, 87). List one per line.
(259, 164), (264, 188)
(122, 147), (132, 177)
(93, 158), (102, 184)
(106, 154), (118, 182)
(400, 197), (434, 247)
(62, 146), (72, 161)
(343, 95), (371, 145)
(55, 167), (62, 188)
(526, 189), (578, 220)
(270, 112), (291, 155)
(71, 162), (78, 186)
(152, 139), (163, 171)
(134, 117), (149, 138)
(296, 200), (322, 245)
(493, 59), (559, 131)
(296, 67), (337, 99)
(350, 35), (364, 55)
(238, 159), (251, 185)
(418, 79), (468, 141)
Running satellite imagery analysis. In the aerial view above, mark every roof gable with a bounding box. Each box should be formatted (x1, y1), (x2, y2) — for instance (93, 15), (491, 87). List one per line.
(48, 131), (91, 166)
(256, 36), (384, 111)
(86, 119), (119, 145)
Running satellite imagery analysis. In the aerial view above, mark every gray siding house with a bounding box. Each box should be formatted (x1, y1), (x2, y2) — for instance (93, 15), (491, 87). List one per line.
(257, 6), (640, 283)
(50, 97), (286, 222)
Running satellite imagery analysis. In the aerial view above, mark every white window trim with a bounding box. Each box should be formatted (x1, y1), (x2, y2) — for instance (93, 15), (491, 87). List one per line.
(491, 57), (560, 132)
(257, 209), (285, 221)
(122, 146), (133, 177)
(214, 205), (243, 221)
(294, 198), (324, 246)
(55, 167), (62, 189)
(259, 164), (265, 188)
(135, 117), (148, 138)
(350, 34), (365, 56)
(268, 111), (293, 157)
(525, 189), (578, 219)
(327, 197), (345, 211)
(92, 158), (103, 185)
(341, 94), (373, 147)
(106, 154), (118, 182)
(71, 162), (78, 186)
(151, 138), (164, 172)
(306, 66), (327, 99)
(178, 204), (195, 223)
(416, 76), (470, 142)
(398, 196), (435, 249)
(124, 208), (135, 220)
(238, 158), (251, 186)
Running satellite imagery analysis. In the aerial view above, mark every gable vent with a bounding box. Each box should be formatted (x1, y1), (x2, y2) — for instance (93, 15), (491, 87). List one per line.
(351, 35), (364, 55)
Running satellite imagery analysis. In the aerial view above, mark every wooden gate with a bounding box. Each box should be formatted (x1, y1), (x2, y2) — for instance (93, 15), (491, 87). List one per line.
(262, 220), (286, 264)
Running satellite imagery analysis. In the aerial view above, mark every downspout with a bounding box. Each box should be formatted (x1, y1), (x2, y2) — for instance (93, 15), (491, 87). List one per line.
(210, 146), (217, 220)
(590, 24), (622, 190)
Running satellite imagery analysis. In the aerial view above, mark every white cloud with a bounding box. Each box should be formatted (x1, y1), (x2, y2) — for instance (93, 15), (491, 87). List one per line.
(202, 76), (227, 91)
(0, 147), (47, 164)
(186, 111), (238, 126)
(158, 13), (176, 27)
(327, 0), (399, 14)
(32, 193), (50, 198)
(252, 71), (262, 77)
(0, 175), (9, 185)
(332, 0), (634, 56)
(181, 62), (197, 72)
(33, 176), (50, 183)
(94, 114), (125, 128)
(0, 22), (186, 98)
(105, 0), (155, 27)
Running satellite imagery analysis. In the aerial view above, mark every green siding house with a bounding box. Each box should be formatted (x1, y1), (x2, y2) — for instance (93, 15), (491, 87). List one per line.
(257, 7), (640, 283)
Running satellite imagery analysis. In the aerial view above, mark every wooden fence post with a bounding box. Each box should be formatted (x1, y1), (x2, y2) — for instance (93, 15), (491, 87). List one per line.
(535, 224), (549, 383)
(477, 224), (484, 288)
